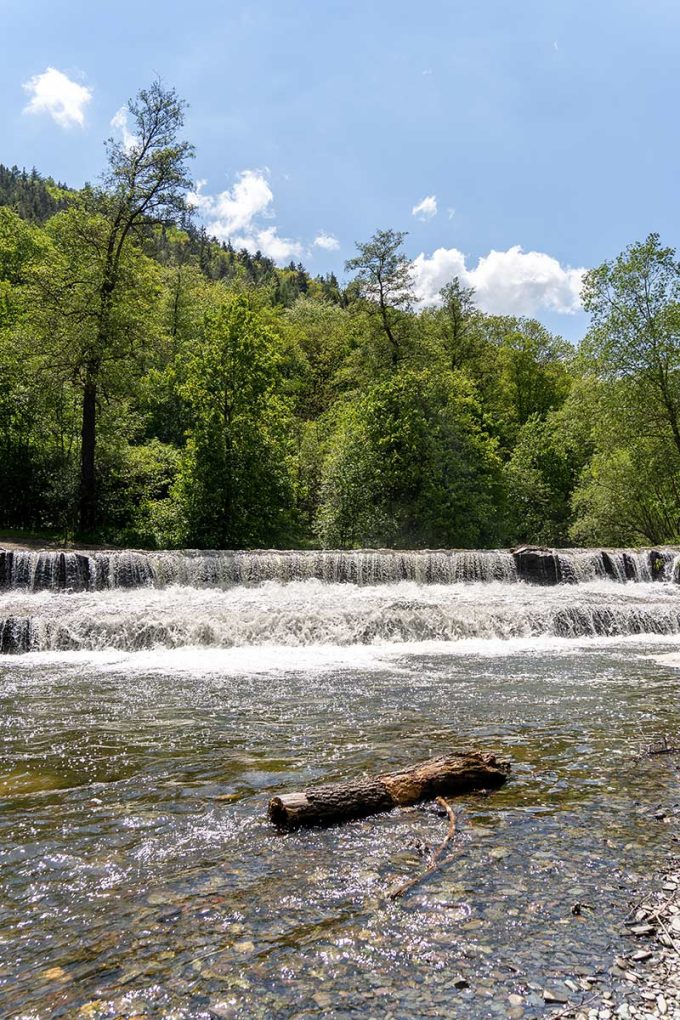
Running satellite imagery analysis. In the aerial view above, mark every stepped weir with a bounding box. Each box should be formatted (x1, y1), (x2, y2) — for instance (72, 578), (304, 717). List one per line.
(0, 545), (679, 654)
(0, 546), (678, 592)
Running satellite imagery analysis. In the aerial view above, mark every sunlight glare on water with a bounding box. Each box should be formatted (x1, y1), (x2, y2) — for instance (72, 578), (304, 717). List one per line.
(1, 556), (679, 1018)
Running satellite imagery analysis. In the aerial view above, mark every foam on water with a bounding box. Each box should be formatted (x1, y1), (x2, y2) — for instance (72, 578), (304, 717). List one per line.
(7, 630), (680, 679)
(2, 577), (680, 655)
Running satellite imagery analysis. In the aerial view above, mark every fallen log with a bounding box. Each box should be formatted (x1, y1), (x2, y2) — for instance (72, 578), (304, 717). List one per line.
(268, 750), (510, 829)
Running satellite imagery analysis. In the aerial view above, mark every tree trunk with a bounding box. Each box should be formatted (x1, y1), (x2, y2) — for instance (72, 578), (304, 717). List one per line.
(380, 301), (399, 367)
(79, 368), (98, 534)
(268, 750), (510, 829)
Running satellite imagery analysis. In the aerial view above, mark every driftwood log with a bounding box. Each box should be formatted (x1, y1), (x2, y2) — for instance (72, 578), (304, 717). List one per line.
(268, 750), (510, 829)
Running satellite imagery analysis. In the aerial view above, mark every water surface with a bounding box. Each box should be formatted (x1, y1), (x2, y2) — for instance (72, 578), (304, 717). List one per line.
(2, 626), (679, 1018)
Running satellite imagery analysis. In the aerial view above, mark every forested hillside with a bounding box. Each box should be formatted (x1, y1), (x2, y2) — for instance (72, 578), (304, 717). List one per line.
(1, 83), (679, 549)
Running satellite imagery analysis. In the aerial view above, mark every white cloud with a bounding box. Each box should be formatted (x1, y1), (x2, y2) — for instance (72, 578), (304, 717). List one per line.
(110, 106), (137, 151)
(22, 67), (92, 128)
(232, 226), (303, 261)
(188, 170), (274, 235)
(411, 245), (585, 316)
(412, 195), (438, 221)
(313, 232), (340, 251)
(188, 169), (306, 262)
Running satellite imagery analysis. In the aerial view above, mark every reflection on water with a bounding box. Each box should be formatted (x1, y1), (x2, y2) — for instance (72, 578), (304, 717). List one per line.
(1, 638), (679, 1018)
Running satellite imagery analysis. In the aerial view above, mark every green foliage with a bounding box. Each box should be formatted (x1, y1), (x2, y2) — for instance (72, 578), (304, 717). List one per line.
(317, 369), (504, 548)
(572, 234), (680, 545)
(345, 229), (414, 367)
(0, 165), (69, 224)
(571, 436), (680, 546)
(6, 102), (680, 551)
(165, 298), (297, 548)
(504, 409), (588, 546)
(97, 439), (181, 547)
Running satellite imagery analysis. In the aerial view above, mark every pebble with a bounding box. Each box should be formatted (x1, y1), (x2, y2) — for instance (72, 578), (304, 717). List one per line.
(544, 989), (569, 1004)
(43, 966), (67, 982)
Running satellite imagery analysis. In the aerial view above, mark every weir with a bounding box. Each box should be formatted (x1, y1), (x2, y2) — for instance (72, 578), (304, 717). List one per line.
(1, 546), (679, 655)
(0, 546), (678, 592)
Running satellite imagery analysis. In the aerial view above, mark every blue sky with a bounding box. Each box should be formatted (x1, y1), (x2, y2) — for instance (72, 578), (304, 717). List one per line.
(2, 0), (679, 341)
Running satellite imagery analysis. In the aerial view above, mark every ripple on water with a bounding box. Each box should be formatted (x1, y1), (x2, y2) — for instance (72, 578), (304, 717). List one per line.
(0, 639), (679, 1018)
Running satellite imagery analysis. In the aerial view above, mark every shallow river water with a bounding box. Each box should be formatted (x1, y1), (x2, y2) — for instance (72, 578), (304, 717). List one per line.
(1, 560), (679, 1018)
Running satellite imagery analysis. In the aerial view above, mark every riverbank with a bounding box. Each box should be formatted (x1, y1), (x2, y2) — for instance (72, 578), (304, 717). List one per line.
(0, 531), (115, 552)
(559, 855), (680, 1020)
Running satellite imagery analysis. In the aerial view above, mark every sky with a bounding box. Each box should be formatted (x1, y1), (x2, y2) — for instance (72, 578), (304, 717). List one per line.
(2, 0), (679, 341)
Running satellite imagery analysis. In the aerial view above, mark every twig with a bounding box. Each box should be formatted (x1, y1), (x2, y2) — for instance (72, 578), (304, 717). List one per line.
(645, 735), (678, 756)
(389, 797), (459, 900)
(546, 992), (599, 1020)
(632, 734), (679, 763)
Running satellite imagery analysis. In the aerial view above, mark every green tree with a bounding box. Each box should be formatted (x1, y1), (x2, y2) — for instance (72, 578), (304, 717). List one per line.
(168, 297), (297, 547)
(345, 229), (413, 367)
(567, 374), (680, 545)
(317, 369), (503, 548)
(505, 408), (589, 546)
(26, 207), (166, 532)
(437, 278), (478, 370)
(582, 233), (680, 456)
(72, 81), (193, 533)
(570, 234), (680, 544)
(0, 209), (53, 526)
(571, 436), (680, 545)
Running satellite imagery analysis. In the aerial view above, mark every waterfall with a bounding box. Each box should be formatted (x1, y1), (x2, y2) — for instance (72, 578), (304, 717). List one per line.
(0, 548), (519, 591)
(1, 546), (677, 592)
(2, 545), (679, 655)
(2, 579), (680, 653)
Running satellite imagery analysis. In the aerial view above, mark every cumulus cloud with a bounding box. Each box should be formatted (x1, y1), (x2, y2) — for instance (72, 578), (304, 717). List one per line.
(412, 195), (437, 221)
(22, 67), (92, 128)
(411, 245), (585, 316)
(188, 170), (274, 235)
(313, 232), (340, 251)
(187, 169), (303, 261)
(232, 226), (303, 261)
(110, 106), (137, 151)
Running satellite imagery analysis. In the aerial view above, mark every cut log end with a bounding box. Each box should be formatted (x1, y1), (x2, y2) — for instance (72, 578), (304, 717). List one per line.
(268, 792), (311, 827)
(268, 750), (510, 829)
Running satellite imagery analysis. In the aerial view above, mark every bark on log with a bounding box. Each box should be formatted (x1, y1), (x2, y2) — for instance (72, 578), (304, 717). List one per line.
(268, 750), (510, 829)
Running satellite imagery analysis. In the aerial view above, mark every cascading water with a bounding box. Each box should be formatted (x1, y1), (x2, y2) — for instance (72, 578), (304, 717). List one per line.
(0, 546), (678, 591)
(0, 545), (679, 654)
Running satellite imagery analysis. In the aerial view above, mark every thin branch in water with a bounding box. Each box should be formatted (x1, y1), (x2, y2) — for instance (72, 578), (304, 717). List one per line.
(646, 734), (679, 756)
(388, 797), (459, 901)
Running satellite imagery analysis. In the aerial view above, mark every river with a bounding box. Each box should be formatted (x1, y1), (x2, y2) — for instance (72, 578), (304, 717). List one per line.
(1, 548), (679, 1018)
